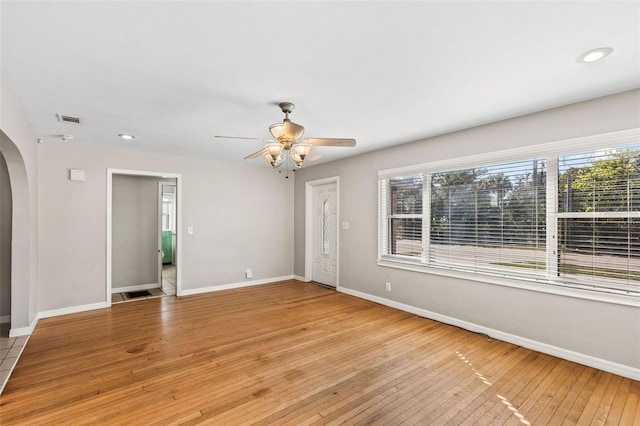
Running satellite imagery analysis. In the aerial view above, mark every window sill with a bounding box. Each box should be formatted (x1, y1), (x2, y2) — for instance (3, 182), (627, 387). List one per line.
(376, 258), (640, 308)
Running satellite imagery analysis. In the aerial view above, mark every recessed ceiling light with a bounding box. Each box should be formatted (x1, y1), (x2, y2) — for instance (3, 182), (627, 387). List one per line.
(118, 133), (135, 140)
(577, 47), (613, 63)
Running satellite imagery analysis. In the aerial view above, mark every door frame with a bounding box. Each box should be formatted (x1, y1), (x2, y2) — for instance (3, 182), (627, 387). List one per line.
(158, 181), (177, 285)
(106, 169), (183, 307)
(304, 176), (339, 289)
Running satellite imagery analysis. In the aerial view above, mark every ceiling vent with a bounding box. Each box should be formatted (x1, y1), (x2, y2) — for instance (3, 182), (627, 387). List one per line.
(56, 113), (81, 125)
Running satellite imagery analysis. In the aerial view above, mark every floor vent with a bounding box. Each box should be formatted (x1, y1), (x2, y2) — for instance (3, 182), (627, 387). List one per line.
(125, 290), (152, 299)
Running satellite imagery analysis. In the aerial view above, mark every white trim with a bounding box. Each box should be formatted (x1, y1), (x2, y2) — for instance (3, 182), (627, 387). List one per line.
(378, 128), (640, 178)
(339, 286), (640, 381)
(9, 320), (36, 337)
(0, 315), (10, 324)
(377, 259), (639, 307)
(158, 182), (163, 288)
(294, 275), (307, 282)
(9, 302), (108, 337)
(175, 177), (183, 296)
(158, 181), (178, 286)
(180, 275), (294, 296)
(107, 169), (183, 303)
(556, 211), (640, 218)
(547, 157), (559, 280)
(304, 176), (340, 289)
(305, 183), (312, 282)
(111, 283), (159, 293)
(38, 302), (108, 320)
(377, 178), (383, 260)
(106, 170), (112, 306)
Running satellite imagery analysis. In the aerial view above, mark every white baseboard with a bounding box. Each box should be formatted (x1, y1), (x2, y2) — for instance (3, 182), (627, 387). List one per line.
(9, 327), (32, 337)
(339, 287), (640, 381)
(293, 275), (307, 282)
(9, 302), (108, 337)
(0, 315), (10, 324)
(38, 302), (108, 320)
(180, 275), (294, 296)
(9, 314), (39, 337)
(111, 283), (159, 293)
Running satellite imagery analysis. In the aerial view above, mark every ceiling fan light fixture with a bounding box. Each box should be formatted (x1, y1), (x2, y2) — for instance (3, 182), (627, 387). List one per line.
(218, 102), (355, 174)
(273, 152), (285, 168)
(269, 123), (284, 139)
(291, 152), (302, 167)
(291, 143), (312, 167)
(264, 143), (284, 167)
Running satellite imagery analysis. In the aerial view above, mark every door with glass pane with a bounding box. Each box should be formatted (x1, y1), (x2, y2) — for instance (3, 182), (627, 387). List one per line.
(312, 183), (337, 287)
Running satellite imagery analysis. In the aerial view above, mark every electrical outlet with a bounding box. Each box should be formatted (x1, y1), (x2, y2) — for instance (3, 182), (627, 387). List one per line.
(246, 268), (253, 279)
(385, 282), (391, 292)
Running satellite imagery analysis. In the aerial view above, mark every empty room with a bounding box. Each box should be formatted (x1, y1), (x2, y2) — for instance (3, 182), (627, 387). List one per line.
(0, 1), (638, 424)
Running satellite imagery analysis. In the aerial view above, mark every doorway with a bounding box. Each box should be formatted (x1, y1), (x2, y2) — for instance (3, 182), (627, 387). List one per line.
(106, 169), (182, 306)
(0, 152), (12, 326)
(159, 182), (177, 297)
(305, 177), (339, 288)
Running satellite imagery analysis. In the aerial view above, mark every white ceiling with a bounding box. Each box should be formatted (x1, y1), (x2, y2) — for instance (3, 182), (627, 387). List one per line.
(1, 1), (639, 166)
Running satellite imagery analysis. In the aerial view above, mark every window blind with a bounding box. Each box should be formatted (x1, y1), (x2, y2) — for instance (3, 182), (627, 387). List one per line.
(381, 175), (423, 258)
(379, 136), (640, 298)
(429, 159), (546, 278)
(557, 146), (640, 294)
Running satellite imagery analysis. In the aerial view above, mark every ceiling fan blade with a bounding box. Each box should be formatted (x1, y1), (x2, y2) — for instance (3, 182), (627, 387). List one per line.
(304, 138), (356, 147)
(306, 150), (322, 162)
(244, 148), (267, 160)
(215, 135), (270, 141)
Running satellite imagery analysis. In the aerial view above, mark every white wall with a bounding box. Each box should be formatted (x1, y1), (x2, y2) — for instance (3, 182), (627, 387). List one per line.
(112, 175), (163, 290)
(293, 89), (640, 377)
(37, 141), (294, 311)
(0, 153), (11, 320)
(0, 82), (39, 333)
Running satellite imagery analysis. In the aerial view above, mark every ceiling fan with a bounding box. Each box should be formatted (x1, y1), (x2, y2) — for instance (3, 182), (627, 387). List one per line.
(215, 102), (356, 169)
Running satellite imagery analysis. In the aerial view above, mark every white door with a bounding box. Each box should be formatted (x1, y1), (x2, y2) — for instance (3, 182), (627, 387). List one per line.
(312, 182), (337, 287)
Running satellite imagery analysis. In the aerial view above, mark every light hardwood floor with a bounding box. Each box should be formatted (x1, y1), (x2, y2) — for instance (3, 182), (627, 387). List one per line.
(0, 280), (637, 425)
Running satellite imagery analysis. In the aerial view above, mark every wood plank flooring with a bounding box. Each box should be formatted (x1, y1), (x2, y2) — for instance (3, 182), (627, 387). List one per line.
(0, 280), (637, 425)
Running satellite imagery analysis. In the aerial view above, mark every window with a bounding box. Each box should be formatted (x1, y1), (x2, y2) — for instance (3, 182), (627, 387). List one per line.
(322, 200), (330, 254)
(379, 134), (640, 298)
(429, 160), (546, 278)
(557, 147), (640, 294)
(380, 176), (423, 257)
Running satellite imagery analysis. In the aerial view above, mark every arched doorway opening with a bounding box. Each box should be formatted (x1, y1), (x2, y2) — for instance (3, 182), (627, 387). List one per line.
(0, 151), (12, 326)
(0, 131), (33, 336)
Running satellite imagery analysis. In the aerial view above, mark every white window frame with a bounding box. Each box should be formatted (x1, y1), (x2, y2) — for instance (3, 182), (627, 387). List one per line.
(380, 174), (424, 262)
(378, 128), (640, 307)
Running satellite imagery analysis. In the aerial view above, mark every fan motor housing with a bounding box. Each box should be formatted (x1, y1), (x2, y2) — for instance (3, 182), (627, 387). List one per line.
(279, 102), (295, 114)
